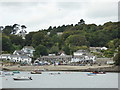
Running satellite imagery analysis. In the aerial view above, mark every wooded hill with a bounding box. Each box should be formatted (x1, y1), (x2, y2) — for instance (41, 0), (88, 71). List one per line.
(1, 20), (119, 59)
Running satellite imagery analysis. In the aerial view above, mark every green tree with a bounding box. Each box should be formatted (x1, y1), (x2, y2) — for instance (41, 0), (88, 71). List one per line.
(49, 45), (59, 55)
(113, 47), (120, 66)
(32, 32), (45, 46)
(25, 32), (36, 46)
(34, 44), (48, 57)
(12, 24), (20, 34)
(2, 34), (13, 53)
(65, 35), (89, 46)
(9, 35), (25, 46)
(2, 26), (13, 35)
(62, 45), (70, 55)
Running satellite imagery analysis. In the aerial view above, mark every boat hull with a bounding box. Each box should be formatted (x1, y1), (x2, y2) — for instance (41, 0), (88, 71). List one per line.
(13, 77), (32, 80)
(31, 71), (42, 74)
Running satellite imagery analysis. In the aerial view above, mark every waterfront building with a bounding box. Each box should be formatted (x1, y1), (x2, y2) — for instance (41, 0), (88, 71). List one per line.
(0, 54), (32, 63)
(21, 46), (35, 57)
(0, 54), (11, 60)
(13, 46), (35, 57)
(37, 53), (72, 65)
(71, 50), (96, 63)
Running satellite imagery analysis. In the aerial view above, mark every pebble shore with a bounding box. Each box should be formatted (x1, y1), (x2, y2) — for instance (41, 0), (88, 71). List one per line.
(1, 65), (120, 72)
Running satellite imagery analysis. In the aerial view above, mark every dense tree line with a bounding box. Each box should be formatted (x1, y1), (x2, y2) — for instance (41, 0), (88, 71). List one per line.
(0, 20), (119, 60)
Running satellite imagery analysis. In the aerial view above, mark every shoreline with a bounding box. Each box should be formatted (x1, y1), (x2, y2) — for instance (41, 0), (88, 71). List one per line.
(1, 65), (120, 72)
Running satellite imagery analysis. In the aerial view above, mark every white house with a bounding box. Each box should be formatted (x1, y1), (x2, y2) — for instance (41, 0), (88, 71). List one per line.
(0, 54), (11, 60)
(57, 32), (63, 36)
(21, 46), (35, 57)
(71, 50), (96, 63)
(101, 47), (108, 50)
(73, 50), (88, 56)
(90, 47), (108, 52)
(13, 50), (25, 55)
(0, 54), (32, 64)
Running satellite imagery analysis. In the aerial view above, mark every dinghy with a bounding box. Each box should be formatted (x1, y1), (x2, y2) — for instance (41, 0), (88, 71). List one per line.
(13, 71), (20, 74)
(31, 70), (42, 74)
(13, 76), (32, 80)
(4, 72), (14, 76)
(87, 73), (96, 76)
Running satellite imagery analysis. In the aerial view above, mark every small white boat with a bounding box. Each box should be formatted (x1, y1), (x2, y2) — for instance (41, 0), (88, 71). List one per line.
(13, 76), (32, 80)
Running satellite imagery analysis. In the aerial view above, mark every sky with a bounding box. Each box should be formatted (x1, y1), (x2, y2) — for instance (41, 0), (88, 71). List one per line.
(0, 0), (119, 32)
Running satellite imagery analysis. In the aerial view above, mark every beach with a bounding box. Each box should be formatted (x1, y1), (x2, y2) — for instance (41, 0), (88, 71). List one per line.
(1, 65), (119, 72)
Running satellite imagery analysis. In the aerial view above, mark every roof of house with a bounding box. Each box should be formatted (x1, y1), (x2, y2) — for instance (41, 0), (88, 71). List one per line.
(41, 55), (72, 58)
(10, 55), (31, 59)
(0, 54), (11, 56)
(23, 46), (35, 50)
(75, 50), (88, 53)
(90, 47), (102, 49)
(13, 50), (25, 55)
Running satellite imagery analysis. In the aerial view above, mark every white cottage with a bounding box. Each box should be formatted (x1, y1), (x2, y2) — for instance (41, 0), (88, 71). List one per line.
(71, 50), (96, 63)
(21, 46), (35, 57)
(0, 54), (32, 64)
(0, 54), (11, 60)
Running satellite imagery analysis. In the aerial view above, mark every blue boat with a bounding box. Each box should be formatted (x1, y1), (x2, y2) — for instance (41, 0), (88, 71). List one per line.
(13, 71), (20, 74)
(87, 73), (96, 76)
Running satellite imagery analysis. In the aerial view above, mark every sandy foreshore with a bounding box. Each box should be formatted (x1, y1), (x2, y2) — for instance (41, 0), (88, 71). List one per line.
(1, 65), (120, 72)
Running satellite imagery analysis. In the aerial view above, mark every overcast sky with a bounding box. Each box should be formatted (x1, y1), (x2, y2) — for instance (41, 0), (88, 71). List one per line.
(0, 0), (119, 32)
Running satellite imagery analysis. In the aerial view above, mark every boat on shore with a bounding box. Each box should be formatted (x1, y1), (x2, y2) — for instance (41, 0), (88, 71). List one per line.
(13, 76), (32, 80)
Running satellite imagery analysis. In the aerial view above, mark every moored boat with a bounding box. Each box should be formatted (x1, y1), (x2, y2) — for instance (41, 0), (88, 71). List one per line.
(87, 73), (96, 76)
(4, 72), (14, 76)
(13, 71), (20, 74)
(31, 70), (42, 74)
(49, 72), (61, 75)
(13, 76), (32, 80)
(92, 71), (106, 74)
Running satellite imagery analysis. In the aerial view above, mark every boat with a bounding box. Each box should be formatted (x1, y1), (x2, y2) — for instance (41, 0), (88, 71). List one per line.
(92, 71), (106, 74)
(13, 76), (32, 80)
(31, 70), (42, 74)
(87, 73), (96, 76)
(4, 72), (14, 76)
(13, 71), (20, 74)
(49, 72), (61, 75)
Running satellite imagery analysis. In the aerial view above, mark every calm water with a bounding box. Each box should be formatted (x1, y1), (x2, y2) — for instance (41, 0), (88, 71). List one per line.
(0, 71), (118, 88)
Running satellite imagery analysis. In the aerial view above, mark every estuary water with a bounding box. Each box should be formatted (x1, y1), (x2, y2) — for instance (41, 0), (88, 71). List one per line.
(0, 71), (118, 88)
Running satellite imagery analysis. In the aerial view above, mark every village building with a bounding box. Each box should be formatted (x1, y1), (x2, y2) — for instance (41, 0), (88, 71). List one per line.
(57, 32), (63, 36)
(0, 54), (11, 60)
(21, 46), (35, 57)
(90, 47), (108, 52)
(36, 53), (72, 65)
(0, 46), (34, 64)
(13, 46), (35, 57)
(71, 50), (96, 64)
(0, 54), (32, 64)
